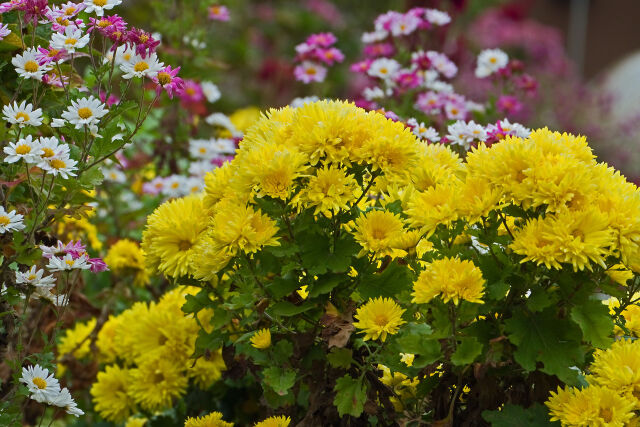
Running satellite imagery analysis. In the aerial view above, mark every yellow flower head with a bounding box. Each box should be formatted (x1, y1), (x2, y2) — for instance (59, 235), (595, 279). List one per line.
(128, 356), (188, 412)
(96, 315), (121, 363)
(296, 165), (358, 216)
(412, 257), (485, 305)
(184, 411), (233, 427)
(589, 339), (640, 406)
(104, 239), (149, 286)
(353, 297), (406, 342)
(187, 349), (226, 389)
(546, 384), (636, 426)
(352, 210), (407, 259)
(254, 415), (291, 427)
(90, 365), (136, 423)
(141, 194), (209, 278)
(606, 264), (634, 286)
(124, 417), (148, 427)
(250, 328), (271, 349)
(58, 318), (96, 360)
(406, 182), (461, 237)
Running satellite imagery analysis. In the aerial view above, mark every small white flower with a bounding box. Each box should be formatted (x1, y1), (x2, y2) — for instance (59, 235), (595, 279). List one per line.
(102, 167), (126, 183)
(50, 118), (66, 127)
(290, 96), (319, 108)
(12, 48), (51, 80)
(50, 387), (84, 417)
(38, 153), (77, 179)
(37, 136), (70, 162)
(425, 9), (451, 26)
(82, 0), (121, 17)
(119, 52), (164, 79)
(33, 287), (67, 306)
(50, 26), (90, 54)
(47, 253), (90, 272)
(186, 176), (204, 194)
(205, 113), (241, 137)
(201, 81), (221, 103)
(2, 100), (43, 127)
(61, 96), (108, 128)
(407, 118), (440, 142)
(368, 58), (400, 80)
(15, 266), (56, 288)
(361, 30), (387, 44)
(390, 13), (420, 37)
(447, 120), (487, 150)
(162, 174), (188, 198)
(475, 48), (509, 78)
(363, 86), (385, 101)
(188, 160), (213, 176)
(3, 135), (43, 164)
(19, 365), (61, 404)
(0, 207), (25, 234)
(426, 80), (453, 94)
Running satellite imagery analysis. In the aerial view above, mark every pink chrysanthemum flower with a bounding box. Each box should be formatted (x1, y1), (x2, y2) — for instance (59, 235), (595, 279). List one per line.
(19, 0), (48, 23)
(294, 61), (327, 84)
(394, 70), (421, 90)
(305, 32), (337, 47)
(179, 80), (204, 103)
(153, 65), (184, 99)
(42, 71), (69, 88)
(0, 0), (26, 13)
(496, 95), (523, 116)
(208, 4), (229, 21)
(88, 14), (126, 35)
(363, 43), (395, 58)
(36, 46), (67, 65)
(315, 47), (344, 65)
(126, 28), (160, 57)
(99, 91), (119, 107)
(88, 258), (108, 273)
(350, 59), (372, 73)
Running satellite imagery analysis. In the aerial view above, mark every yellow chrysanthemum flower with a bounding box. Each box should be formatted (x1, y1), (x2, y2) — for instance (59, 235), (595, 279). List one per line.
(352, 210), (407, 259)
(510, 216), (562, 270)
(128, 356), (189, 412)
(96, 314), (121, 363)
(187, 350), (226, 389)
(91, 365), (136, 423)
(457, 175), (503, 224)
(142, 194), (209, 278)
(353, 297), (406, 342)
(58, 318), (96, 360)
(111, 301), (150, 364)
(104, 239), (149, 286)
(254, 415), (291, 427)
(184, 411), (233, 427)
(378, 364), (419, 411)
(606, 264), (634, 286)
(412, 257), (485, 305)
(203, 163), (246, 209)
(295, 165), (358, 216)
(546, 384), (636, 426)
(208, 199), (280, 256)
(228, 106), (261, 134)
(124, 417), (148, 427)
(588, 339), (640, 406)
(250, 329), (271, 349)
(406, 182), (461, 237)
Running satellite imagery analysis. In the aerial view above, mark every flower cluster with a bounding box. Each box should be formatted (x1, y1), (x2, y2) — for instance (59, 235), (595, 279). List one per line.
(20, 364), (83, 417)
(294, 32), (343, 84)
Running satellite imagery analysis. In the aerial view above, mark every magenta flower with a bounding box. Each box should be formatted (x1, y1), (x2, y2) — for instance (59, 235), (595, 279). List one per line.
(88, 15), (127, 35)
(208, 4), (230, 21)
(294, 61), (327, 84)
(88, 258), (109, 273)
(99, 91), (119, 107)
(42, 72), (69, 88)
(36, 46), (66, 65)
(394, 71), (421, 90)
(415, 91), (442, 114)
(153, 65), (184, 99)
(126, 28), (160, 57)
(0, 0), (26, 14)
(315, 47), (344, 66)
(305, 32), (337, 48)
(179, 80), (204, 103)
(0, 23), (10, 40)
(363, 43), (395, 58)
(497, 95), (523, 116)
(515, 74), (538, 97)
(19, 0), (48, 24)
(350, 59), (372, 73)
(63, 241), (87, 258)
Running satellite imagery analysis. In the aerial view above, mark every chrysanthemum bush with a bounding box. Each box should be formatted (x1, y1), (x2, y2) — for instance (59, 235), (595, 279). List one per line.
(134, 99), (640, 425)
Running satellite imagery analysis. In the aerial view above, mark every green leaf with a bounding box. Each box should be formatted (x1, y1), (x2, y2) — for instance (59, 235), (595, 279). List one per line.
(78, 167), (104, 189)
(505, 308), (585, 384)
(395, 324), (440, 366)
(263, 366), (296, 396)
(359, 262), (413, 300)
(333, 374), (366, 418)
(482, 403), (557, 426)
(272, 340), (294, 365)
(309, 273), (343, 298)
(182, 290), (213, 314)
(451, 336), (483, 366)
(527, 288), (559, 313)
(327, 348), (353, 369)
(266, 273), (300, 299)
(269, 301), (315, 317)
(570, 298), (613, 349)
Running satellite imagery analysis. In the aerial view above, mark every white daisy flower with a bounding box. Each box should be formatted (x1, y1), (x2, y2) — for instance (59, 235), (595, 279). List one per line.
(61, 96), (108, 128)
(3, 135), (43, 164)
(361, 30), (387, 44)
(47, 253), (90, 272)
(188, 160), (213, 176)
(33, 287), (67, 306)
(102, 167), (126, 183)
(407, 118), (440, 142)
(475, 48), (509, 79)
(464, 120), (488, 142)
(201, 81), (221, 103)
(368, 58), (400, 81)
(390, 13), (420, 37)
(0, 207), (25, 234)
(162, 175), (188, 198)
(50, 26), (90, 54)
(119, 52), (164, 79)
(289, 96), (319, 108)
(50, 118), (66, 127)
(82, 0), (121, 17)
(15, 266), (57, 288)
(363, 86), (385, 101)
(186, 176), (204, 194)
(205, 113), (241, 137)
(37, 136), (69, 162)
(447, 120), (474, 149)
(12, 47), (51, 80)
(2, 100), (43, 127)
(50, 387), (84, 417)
(212, 138), (236, 154)
(19, 365), (61, 404)
(425, 9), (451, 26)
(38, 153), (78, 179)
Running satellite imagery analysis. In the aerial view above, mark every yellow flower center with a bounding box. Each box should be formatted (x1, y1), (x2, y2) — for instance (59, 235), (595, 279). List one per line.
(157, 71), (171, 85)
(210, 6), (221, 14)
(42, 147), (55, 158)
(93, 0), (107, 6)
(305, 67), (317, 75)
(15, 112), (30, 122)
(134, 61), (149, 73)
(27, 274), (37, 281)
(64, 259), (75, 266)
(24, 60), (39, 73)
(379, 67), (388, 75)
(139, 34), (149, 43)
(32, 377), (47, 389)
(450, 108), (459, 115)
(198, 147), (207, 154)
(48, 49), (60, 58)
(77, 107), (93, 119)
(191, 186), (200, 193)
(171, 182), (180, 189)
(0, 216), (10, 226)
(374, 314), (389, 327)
(98, 19), (110, 28)
(185, 87), (196, 95)
(50, 158), (66, 170)
(178, 240), (192, 251)
(65, 6), (76, 15)
(600, 407), (613, 423)
(15, 144), (31, 155)
(65, 38), (78, 46)
(489, 57), (497, 64)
